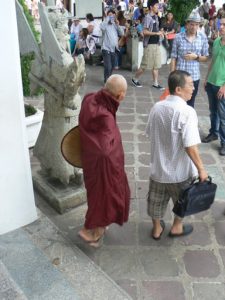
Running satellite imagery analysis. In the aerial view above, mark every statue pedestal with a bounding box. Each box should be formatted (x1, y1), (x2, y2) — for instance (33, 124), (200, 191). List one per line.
(32, 168), (86, 214)
(121, 34), (139, 71)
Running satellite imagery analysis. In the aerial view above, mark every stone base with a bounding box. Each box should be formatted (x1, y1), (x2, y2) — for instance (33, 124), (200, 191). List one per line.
(32, 169), (86, 214)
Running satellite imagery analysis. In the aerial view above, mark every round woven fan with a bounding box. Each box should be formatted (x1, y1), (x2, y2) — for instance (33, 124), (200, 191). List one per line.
(61, 126), (82, 168)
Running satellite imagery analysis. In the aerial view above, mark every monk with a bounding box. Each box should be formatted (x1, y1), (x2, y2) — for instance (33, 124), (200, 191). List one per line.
(78, 74), (130, 247)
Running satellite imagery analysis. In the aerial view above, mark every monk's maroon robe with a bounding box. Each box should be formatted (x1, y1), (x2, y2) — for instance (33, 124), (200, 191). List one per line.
(79, 89), (130, 229)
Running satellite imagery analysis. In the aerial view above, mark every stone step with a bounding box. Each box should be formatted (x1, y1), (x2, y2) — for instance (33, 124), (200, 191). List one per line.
(0, 228), (79, 299)
(0, 209), (132, 300)
(0, 261), (27, 300)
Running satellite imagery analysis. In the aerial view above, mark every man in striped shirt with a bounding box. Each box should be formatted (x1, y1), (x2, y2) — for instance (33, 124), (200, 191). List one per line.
(146, 70), (208, 240)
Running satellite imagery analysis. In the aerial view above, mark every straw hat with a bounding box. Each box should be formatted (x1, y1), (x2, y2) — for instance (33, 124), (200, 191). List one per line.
(61, 126), (82, 168)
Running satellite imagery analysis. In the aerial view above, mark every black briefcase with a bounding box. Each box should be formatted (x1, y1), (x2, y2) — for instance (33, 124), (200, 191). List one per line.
(173, 176), (217, 218)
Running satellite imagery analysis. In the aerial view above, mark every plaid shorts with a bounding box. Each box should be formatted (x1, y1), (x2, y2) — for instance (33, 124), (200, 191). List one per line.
(147, 178), (190, 219)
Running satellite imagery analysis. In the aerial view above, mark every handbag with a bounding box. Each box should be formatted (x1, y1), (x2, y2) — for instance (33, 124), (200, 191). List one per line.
(167, 33), (176, 40)
(173, 176), (217, 218)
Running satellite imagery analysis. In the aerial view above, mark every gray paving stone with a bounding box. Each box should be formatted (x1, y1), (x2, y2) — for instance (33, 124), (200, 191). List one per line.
(125, 153), (135, 166)
(138, 143), (150, 153)
(125, 167), (135, 181)
(211, 201), (225, 221)
(104, 223), (136, 246)
(119, 108), (134, 114)
(129, 181), (136, 199)
(121, 132), (134, 141)
(138, 115), (148, 123)
(136, 97), (152, 103)
(192, 282), (225, 300)
(115, 279), (138, 300)
(141, 281), (186, 300)
(201, 153), (217, 165)
(123, 142), (135, 153)
(138, 166), (150, 180)
(219, 249), (225, 268)
(183, 250), (220, 278)
(137, 133), (149, 142)
(136, 103), (151, 114)
(120, 102), (135, 109)
(215, 221), (225, 246)
(175, 222), (212, 246)
(206, 166), (225, 199)
(98, 249), (140, 280)
(119, 123), (134, 131)
(136, 181), (149, 198)
(139, 249), (180, 277)
(137, 124), (147, 131)
(138, 154), (151, 166)
(117, 115), (135, 122)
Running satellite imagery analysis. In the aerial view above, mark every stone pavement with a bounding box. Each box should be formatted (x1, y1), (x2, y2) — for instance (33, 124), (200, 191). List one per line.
(30, 62), (225, 300)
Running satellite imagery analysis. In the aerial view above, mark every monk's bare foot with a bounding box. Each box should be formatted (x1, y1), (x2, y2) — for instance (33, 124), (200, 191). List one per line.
(78, 228), (96, 242)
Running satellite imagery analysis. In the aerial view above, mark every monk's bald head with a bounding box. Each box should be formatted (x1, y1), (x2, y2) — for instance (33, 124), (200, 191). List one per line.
(105, 75), (127, 102)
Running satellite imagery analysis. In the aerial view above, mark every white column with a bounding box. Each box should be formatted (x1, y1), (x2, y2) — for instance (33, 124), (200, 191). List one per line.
(0, 0), (37, 235)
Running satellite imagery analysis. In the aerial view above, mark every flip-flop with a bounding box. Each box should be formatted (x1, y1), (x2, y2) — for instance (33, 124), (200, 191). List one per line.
(151, 220), (165, 240)
(168, 224), (193, 238)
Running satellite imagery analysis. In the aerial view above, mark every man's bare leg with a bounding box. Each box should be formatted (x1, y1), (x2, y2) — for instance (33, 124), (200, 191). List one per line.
(152, 68), (159, 85)
(152, 218), (165, 239)
(169, 217), (183, 235)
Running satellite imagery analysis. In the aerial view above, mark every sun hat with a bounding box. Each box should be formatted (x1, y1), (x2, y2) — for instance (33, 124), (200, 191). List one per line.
(61, 126), (82, 168)
(186, 11), (201, 23)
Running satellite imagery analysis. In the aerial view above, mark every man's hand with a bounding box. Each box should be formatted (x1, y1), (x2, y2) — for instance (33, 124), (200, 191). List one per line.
(217, 85), (225, 99)
(183, 52), (198, 61)
(198, 169), (208, 182)
(158, 30), (164, 38)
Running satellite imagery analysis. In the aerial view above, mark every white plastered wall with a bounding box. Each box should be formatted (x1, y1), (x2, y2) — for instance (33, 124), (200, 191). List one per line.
(0, 0), (37, 234)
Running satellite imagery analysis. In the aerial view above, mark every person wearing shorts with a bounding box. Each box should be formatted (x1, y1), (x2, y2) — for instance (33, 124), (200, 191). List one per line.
(132, 0), (165, 90)
(145, 70), (208, 240)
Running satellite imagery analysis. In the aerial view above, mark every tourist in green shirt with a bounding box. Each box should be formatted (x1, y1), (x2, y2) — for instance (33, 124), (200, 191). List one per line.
(203, 18), (225, 156)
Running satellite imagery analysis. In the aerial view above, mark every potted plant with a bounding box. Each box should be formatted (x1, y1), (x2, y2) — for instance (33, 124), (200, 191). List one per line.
(18, 0), (43, 147)
(24, 104), (43, 148)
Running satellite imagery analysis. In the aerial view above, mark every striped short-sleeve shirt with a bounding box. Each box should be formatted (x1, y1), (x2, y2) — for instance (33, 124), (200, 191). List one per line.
(145, 95), (201, 183)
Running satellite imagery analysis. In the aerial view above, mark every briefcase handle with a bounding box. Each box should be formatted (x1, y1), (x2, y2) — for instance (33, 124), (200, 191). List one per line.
(191, 176), (212, 185)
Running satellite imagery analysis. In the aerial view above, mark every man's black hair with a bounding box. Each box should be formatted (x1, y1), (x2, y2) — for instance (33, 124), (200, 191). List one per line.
(86, 13), (94, 21)
(168, 70), (191, 95)
(107, 9), (116, 15)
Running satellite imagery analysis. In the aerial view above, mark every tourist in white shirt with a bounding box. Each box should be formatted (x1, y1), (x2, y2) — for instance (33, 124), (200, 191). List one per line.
(145, 70), (208, 240)
(119, 0), (127, 11)
(70, 18), (82, 41)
